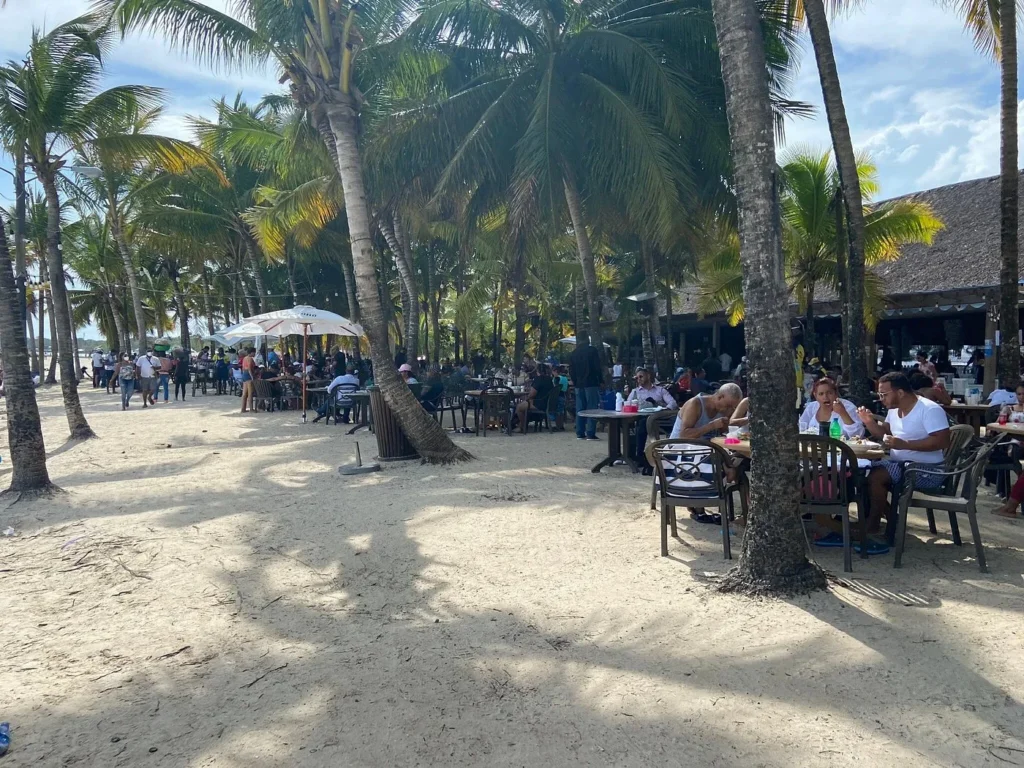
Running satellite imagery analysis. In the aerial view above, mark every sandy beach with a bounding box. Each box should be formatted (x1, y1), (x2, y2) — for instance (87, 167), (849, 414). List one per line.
(2, 385), (1024, 767)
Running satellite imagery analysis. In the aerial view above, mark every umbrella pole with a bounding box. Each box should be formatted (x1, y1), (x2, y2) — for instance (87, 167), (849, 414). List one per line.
(302, 326), (308, 423)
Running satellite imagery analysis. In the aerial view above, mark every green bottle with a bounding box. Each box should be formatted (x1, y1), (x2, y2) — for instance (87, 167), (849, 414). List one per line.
(828, 415), (842, 440)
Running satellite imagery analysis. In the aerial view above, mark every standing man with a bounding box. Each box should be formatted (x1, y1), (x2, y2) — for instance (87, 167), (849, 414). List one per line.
(570, 336), (602, 440)
(91, 348), (103, 388)
(471, 349), (486, 377)
(136, 349), (158, 408)
(718, 349), (732, 378)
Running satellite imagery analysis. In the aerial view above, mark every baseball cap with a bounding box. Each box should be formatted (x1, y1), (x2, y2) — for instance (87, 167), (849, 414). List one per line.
(399, 364), (413, 372)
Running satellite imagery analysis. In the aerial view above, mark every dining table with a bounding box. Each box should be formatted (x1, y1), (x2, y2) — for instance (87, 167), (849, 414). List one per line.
(711, 435), (887, 461)
(943, 402), (992, 434)
(985, 421), (1024, 437)
(577, 409), (648, 473)
(465, 388), (530, 436)
(347, 390), (372, 434)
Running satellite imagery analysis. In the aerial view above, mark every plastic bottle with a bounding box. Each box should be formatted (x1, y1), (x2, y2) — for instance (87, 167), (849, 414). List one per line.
(615, 392), (624, 412)
(0, 722), (10, 756)
(828, 414), (842, 440)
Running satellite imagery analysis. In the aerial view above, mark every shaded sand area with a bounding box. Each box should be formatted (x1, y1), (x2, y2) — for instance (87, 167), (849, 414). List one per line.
(2, 385), (1024, 766)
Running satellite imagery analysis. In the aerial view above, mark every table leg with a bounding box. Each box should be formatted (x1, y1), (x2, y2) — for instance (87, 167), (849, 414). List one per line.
(591, 421), (621, 473)
(620, 421), (638, 473)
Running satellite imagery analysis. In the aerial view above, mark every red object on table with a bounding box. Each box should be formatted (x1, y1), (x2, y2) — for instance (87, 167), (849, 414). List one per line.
(999, 411), (1009, 425)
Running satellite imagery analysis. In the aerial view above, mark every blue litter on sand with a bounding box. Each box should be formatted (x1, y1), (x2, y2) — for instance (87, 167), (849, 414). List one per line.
(0, 722), (10, 756)
(854, 540), (890, 556)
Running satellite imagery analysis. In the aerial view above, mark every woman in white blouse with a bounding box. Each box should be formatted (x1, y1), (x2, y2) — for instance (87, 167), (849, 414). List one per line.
(799, 377), (864, 438)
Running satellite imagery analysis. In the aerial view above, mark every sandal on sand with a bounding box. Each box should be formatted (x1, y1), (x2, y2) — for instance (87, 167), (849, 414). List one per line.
(813, 531), (845, 548)
(853, 539), (890, 556)
(689, 510), (721, 525)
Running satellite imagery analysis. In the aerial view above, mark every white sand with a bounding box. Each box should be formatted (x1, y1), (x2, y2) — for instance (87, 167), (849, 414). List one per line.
(2, 385), (1024, 766)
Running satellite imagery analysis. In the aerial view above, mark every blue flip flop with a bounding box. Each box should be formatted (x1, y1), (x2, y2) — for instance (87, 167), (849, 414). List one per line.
(813, 531), (845, 548)
(853, 539), (890, 556)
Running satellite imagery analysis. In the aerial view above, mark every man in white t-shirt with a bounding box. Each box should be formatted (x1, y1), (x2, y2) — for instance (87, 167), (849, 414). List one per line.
(135, 350), (158, 408)
(718, 350), (732, 375)
(857, 371), (950, 549)
(90, 349), (103, 388)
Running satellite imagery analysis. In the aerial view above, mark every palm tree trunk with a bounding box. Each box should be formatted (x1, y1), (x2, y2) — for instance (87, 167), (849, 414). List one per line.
(563, 179), (605, 357)
(67, 291), (81, 375)
(325, 98), (470, 463)
(46, 290), (58, 384)
(239, 269), (258, 317)
(37, 291), (45, 379)
(513, 288), (527, 368)
(664, 284), (674, 374)
(39, 174), (93, 439)
(173, 280), (190, 357)
(108, 291), (127, 357)
(641, 316), (654, 372)
(382, 218), (419, 359)
(711, 0), (824, 595)
(243, 235), (268, 313)
(285, 249), (299, 306)
(0, 226), (53, 493)
(14, 146), (29, 346)
(802, 0), (868, 402)
(109, 200), (148, 353)
(538, 314), (549, 361)
(642, 243), (663, 376)
(804, 284), (817, 359)
(202, 266), (216, 335)
(999, 0), (1020, 385)
(26, 297), (38, 372)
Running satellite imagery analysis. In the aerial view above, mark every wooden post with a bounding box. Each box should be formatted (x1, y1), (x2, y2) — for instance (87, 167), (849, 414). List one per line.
(302, 325), (308, 422)
(984, 299), (998, 396)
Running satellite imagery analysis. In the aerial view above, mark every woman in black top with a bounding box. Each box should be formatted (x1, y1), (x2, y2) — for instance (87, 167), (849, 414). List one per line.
(515, 364), (554, 433)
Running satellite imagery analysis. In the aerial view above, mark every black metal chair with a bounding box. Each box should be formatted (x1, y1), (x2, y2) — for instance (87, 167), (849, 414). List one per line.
(646, 438), (739, 560)
(894, 435), (1007, 572)
(475, 387), (514, 436)
(526, 387), (561, 432)
(796, 435), (862, 573)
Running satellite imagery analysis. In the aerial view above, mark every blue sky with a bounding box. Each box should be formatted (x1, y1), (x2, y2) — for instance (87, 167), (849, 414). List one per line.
(0, 0), (1014, 335)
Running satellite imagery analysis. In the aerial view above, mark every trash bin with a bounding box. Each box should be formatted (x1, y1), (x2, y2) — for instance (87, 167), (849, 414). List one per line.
(368, 386), (419, 462)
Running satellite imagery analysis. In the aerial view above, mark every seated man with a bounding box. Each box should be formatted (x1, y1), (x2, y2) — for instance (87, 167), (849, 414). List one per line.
(515, 363), (555, 433)
(670, 382), (742, 440)
(312, 364), (360, 423)
(627, 366), (678, 470)
(856, 371), (951, 551)
(909, 371), (952, 406)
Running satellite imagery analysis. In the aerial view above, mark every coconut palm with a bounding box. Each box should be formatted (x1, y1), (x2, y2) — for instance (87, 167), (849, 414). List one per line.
(0, 214), (53, 494)
(711, 0), (827, 595)
(73, 97), (222, 353)
(0, 16), (167, 439)
(64, 214), (130, 348)
(697, 150), (943, 350)
(103, 0), (472, 463)
(945, 0), (1020, 385)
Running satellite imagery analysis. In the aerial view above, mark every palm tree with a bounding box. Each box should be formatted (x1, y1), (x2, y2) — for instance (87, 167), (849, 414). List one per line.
(74, 97), (221, 353)
(64, 214), (130, 348)
(944, 0), (1020, 385)
(0, 214), (54, 494)
(698, 149), (943, 350)
(711, 0), (826, 595)
(0, 17), (164, 439)
(389, 0), (733, 357)
(783, 0), (871, 399)
(104, 0), (471, 463)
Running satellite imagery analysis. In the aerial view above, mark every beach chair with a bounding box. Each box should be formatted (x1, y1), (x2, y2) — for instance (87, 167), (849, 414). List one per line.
(796, 435), (862, 573)
(646, 438), (739, 560)
(894, 434), (1006, 572)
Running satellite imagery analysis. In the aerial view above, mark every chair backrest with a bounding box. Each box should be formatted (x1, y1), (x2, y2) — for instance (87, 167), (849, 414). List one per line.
(334, 381), (359, 404)
(252, 379), (270, 399)
(964, 435), (1009, 497)
(646, 410), (679, 441)
(645, 438), (730, 502)
(544, 385), (561, 414)
(795, 435), (856, 508)
(945, 424), (974, 463)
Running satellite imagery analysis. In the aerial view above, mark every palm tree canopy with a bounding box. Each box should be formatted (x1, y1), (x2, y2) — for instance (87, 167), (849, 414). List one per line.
(697, 148), (944, 325)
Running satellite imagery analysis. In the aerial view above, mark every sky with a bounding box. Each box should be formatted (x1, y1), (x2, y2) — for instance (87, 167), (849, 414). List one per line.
(0, 0), (1015, 336)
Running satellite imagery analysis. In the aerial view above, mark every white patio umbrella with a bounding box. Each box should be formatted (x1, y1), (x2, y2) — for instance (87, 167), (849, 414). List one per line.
(223, 306), (364, 422)
(557, 335), (611, 348)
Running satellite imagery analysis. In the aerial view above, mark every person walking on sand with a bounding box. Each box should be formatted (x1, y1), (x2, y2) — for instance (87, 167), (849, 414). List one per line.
(136, 349), (158, 408)
(240, 349), (256, 412)
(173, 348), (190, 401)
(117, 353), (136, 410)
(157, 351), (173, 403)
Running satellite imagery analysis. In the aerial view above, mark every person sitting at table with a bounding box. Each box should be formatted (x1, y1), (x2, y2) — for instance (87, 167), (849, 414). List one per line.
(729, 397), (751, 429)
(798, 377), (864, 437)
(916, 351), (938, 381)
(628, 367), (678, 470)
(515, 363), (555, 433)
(909, 371), (952, 406)
(856, 371), (951, 552)
(419, 367), (445, 412)
(399, 363), (419, 384)
(312, 364), (360, 423)
(986, 377), (1019, 408)
(670, 382), (742, 440)
(689, 366), (711, 395)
